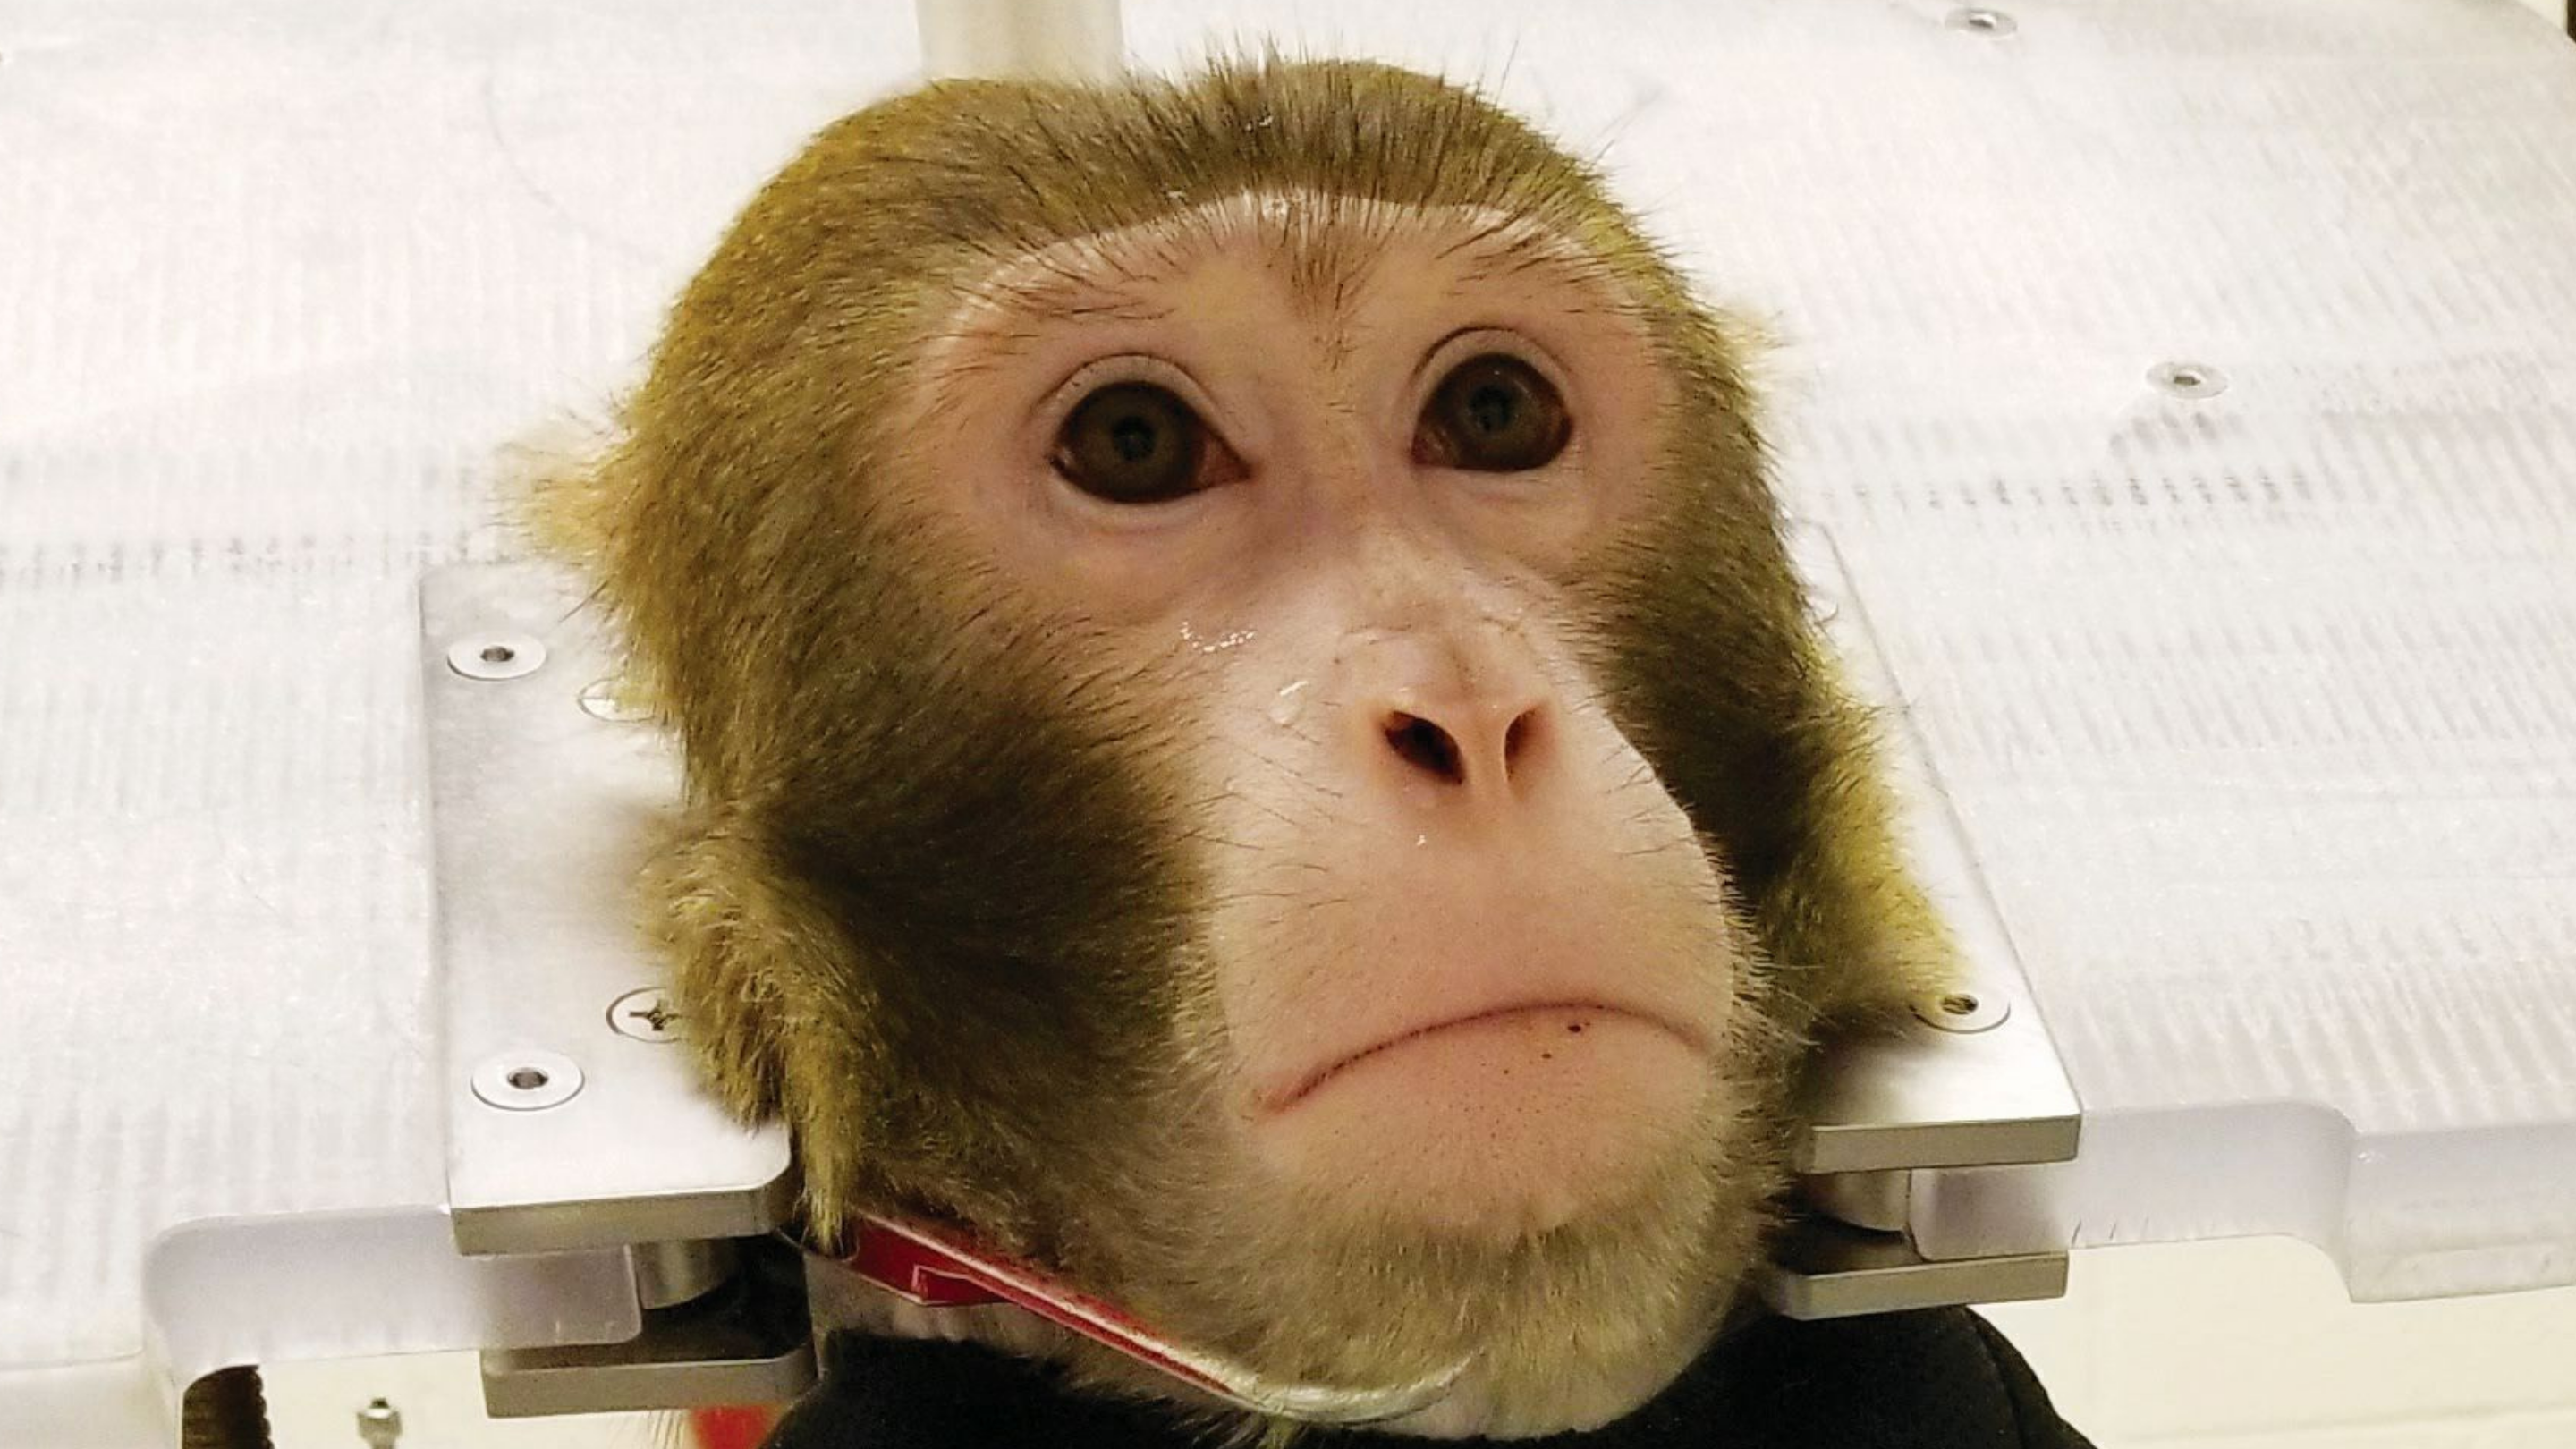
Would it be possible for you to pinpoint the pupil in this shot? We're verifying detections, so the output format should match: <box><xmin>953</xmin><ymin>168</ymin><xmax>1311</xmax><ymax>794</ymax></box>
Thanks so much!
<box><xmin>1467</xmin><ymin>386</ymin><xmax>1516</xmax><ymax>436</ymax></box>
<box><xmin>1111</xmin><ymin>415</ymin><xmax>1158</xmax><ymax>463</ymax></box>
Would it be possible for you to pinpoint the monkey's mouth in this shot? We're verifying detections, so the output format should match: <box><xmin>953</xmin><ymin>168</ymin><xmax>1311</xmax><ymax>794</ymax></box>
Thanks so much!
<box><xmin>1256</xmin><ymin>1000</ymin><xmax>1710</xmax><ymax>1116</ymax></box>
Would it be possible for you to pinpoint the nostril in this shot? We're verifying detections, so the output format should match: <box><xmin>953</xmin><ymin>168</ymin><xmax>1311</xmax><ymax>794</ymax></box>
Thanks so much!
<box><xmin>1503</xmin><ymin>708</ymin><xmax>1540</xmax><ymax>772</ymax></box>
<box><xmin>1384</xmin><ymin>712</ymin><xmax>1465</xmax><ymax>784</ymax></box>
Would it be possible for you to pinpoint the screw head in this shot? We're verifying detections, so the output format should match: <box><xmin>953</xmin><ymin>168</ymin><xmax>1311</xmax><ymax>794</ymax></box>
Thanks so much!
<box><xmin>578</xmin><ymin>676</ymin><xmax>653</xmax><ymax>723</ymax></box>
<box><xmin>446</xmin><ymin>634</ymin><xmax>547</xmax><ymax>682</ymax></box>
<box><xmin>1914</xmin><ymin>990</ymin><xmax>2011</xmax><ymax>1033</ymax></box>
<box><xmin>2149</xmin><ymin>360</ymin><xmax>2229</xmax><ymax>400</ymax></box>
<box><xmin>470</xmin><ymin>1050</ymin><xmax>583</xmax><ymax>1110</ymax></box>
<box><xmin>607</xmin><ymin>987</ymin><xmax>685</xmax><ymax>1043</ymax></box>
<box><xmin>1947</xmin><ymin>6</ymin><xmax>2017</xmax><ymax>35</ymax></box>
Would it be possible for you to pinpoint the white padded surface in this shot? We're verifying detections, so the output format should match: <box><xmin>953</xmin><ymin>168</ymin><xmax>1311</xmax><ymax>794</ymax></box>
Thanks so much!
<box><xmin>3</xmin><ymin>0</ymin><xmax>2572</xmax><ymax>1426</ymax></box>
<box><xmin>0</xmin><ymin>0</ymin><xmax>928</xmax><ymax>1389</ymax></box>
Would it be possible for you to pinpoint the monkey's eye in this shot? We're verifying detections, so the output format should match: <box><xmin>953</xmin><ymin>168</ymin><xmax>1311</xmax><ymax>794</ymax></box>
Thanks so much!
<box><xmin>1053</xmin><ymin>382</ymin><xmax>1235</xmax><ymax>505</ymax></box>
<box><xmin>1413</xmin><ymin>354</ymin><xmax>1572</xmax><ymax>473</ymax></box>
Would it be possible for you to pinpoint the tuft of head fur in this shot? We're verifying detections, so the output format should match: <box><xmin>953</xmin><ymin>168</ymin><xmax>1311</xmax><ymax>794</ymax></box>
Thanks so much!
<box><xmin>521</xmin><ymin>55</ymin><xmax>1954</xmax><ymax>1438</ymax></box>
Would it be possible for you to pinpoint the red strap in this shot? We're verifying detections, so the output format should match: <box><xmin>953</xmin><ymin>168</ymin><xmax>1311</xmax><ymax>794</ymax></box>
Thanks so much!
<box><xmin>688</xmin><ymin>1405</ymin><xmax>778</xmax><ymax>1449</ymax></box>
<box><xmin>833</xmin><ymin>1213</ymin><xmax>1464</xmax><ymax>1425</ymax></box>
<box><xmin>843</xmin><ymin>1215</ymin><xmax>1016</xmax><ymax>1308</ymax></box>
<box><xmin>839</xmin><ymin>1215</ymin><xmax>1236</xmax><ymax>1399</ymax></box>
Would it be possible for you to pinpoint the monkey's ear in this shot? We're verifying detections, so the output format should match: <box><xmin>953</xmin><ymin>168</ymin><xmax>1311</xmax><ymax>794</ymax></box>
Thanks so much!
<box><xmin>637</xmin><ymin>814</ymin><xmax>800</xmax><ymax>1126</ymax></box>
<box><xmin>640</xmin><ymin>811</ymin><xmax>901</xmax><ymax>1239</ymax></box>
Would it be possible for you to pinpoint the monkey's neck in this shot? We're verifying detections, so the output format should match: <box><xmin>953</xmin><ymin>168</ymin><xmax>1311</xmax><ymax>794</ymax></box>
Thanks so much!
<box><xmin>806</xmin><ymin>1260</ymin><xmax>1252</xmax><ymax>1420</ymax></box>
<box><xmin>807</xmin><ymin>1244</ymin><xmax>1563</xmax><ymax>1438</ymax></box>
<box><xmin>808</xmin><ymin>1261</ymin><xmax>1767</xmax><ymax>1440</ymax></box>
<box><xmin>807</xmin><ymin>1262</ymin><xmax>1090</xmax><ymax>1372</ymax></box>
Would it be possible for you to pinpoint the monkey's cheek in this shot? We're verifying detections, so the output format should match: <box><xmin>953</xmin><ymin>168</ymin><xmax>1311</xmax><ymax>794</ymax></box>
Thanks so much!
<box><xmin>1244</xmin><ymin>1009</ymin><xmax>1714</xmax><ymax>1241</ymax></box>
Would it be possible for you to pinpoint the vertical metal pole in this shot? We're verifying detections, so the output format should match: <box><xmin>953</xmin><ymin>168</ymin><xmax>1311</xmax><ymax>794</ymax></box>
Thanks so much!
<box><xmin>915</xmin><ymin>0</ymin><xmax>1123</xmax><ymax>81</ymax></box>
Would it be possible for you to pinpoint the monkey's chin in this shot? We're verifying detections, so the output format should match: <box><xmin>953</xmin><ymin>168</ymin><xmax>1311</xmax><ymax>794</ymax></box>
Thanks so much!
<box><xmin>1247</xmin><ymin>1005</ymin><xmax>1715</xmax><ymax>1240</ymax></box>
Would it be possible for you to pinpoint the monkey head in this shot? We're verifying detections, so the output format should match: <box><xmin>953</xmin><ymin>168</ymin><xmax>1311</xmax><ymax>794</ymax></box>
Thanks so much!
<box><xmin>528</xmin><ymin>58</ymin><xmax>1953</xmax><ymax>1438</ymax></box>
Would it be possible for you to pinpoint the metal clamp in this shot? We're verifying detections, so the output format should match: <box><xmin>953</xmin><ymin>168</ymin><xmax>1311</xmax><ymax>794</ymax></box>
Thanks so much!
<box><xmin>424</xmin><ymin>566</ymin><xmax>806</xmax><ymax>1417</ymax></box>
<box><xmin>1757</xmin><ymin>528</ymin><xmax>2083</xmax><ymax>1320</ymax></box>
<box><xmin>479</xmin><ymin>1236</ymin><xmax>815</xmax><ymax>1418</ymax></box>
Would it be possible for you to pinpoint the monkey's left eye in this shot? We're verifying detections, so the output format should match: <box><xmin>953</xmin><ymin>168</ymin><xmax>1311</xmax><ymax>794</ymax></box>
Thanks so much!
<box><xmin>1053</xmin><ymin>382</ymin><xmax>1239</xmax><ymax>505</ymax></box>
<box><xmin>1413</xmin><ymin>354</ymin><xmax>1572</xmax><ymax>473</ymax></box>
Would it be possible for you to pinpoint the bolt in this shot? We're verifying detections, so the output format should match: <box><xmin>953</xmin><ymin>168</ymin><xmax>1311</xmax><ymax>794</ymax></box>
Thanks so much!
<box><xmin>1913</xmin><ymin>989</ymin><xmax>2010</xmax><ymax>1034</ymax></box>
<box><xmin>357</xmin><ymin>1396</ymin><xmax>402</xmax><ymax>1446</ymax></box>
<box><xmin>2149</xmin><ymin>360</ymin><xmax>2229</xmax><ymax>399</ymax></box>
<box><xmin>578</xmin><ymin>677</ymin><xmax>653</xmax><ymax>723</ymax></box>
<box><xmin>608</xmin><ymin>987</ymin><xmax>685</xmax><ymax>1043</ymax></box>
<box><xmin>470</xmin><ymin>1050</ymin><xmax>583</xmax><ymax>1110</ymax></box>
<box><xmin>446</xmin><ymin>633</ymin><xmax>547</xmax><ymax>682</ymax></box>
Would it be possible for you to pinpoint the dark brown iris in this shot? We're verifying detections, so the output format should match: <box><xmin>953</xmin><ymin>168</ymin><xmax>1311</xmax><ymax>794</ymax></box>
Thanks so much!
<box><xmin>1414</xmin><ymin>354</ymin><xmax>1572</xmax><ymax>472</ymax></box>
<box><xmin>1055</xmin><ymin>383</ymin><xmax>1215</xmax><ymax>504</ymax></box>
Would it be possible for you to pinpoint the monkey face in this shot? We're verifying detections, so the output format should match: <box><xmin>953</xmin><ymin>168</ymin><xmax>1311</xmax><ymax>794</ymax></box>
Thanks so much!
<box><xmin>540</xmin><ymin>60</ymin><xmax>1950</xmax><ymax>1439</ymax></box>
<box><xmin>829</xmin><ymin>199</ymin><xmax>1783</xmax><ymax>1432</ymax></box>
<box><xmin>906</xmin><ymin>199</ymin><xmax>1756</xmax><ymax>1248</ymax></box>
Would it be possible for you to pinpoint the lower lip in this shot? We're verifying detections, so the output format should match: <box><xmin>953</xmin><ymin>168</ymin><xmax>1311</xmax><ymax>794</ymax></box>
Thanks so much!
<box><xmin>1241</xmin><ymin>1004</ymin><xmax>1717</xmax><ymax>1233</ymax></box>
<box><xmin>1258</xmin><ymin>1001</ymin><xmax>1700</xmax><ymax>1115</ymax></box>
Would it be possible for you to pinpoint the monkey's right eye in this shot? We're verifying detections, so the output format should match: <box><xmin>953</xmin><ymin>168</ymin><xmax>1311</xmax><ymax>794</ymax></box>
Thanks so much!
<box><xmin>1414</xmin><ymin>353</ymin><xmax>1572</xmax><ymax>474</ymax></box>
<box><xmin>1053</xmin><ymin>383</ymin><xmax>1237</xmax><ymax>505</ymax></box>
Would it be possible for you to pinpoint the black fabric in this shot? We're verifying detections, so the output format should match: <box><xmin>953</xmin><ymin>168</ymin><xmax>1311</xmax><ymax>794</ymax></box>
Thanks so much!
<box><xmin>764</xmin><ymin>1309</ymin><xmax>2095</xmax><ymax>1448</ymax></box>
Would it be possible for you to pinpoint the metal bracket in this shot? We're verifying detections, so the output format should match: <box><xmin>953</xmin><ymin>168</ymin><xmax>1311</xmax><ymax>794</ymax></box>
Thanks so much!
<box><xmin>480</xmin><ymin>1236</ymin><xmax>816</xmax><ymax>1418</ymax></box>
<box><xmin>1758</xmin><ymin>1217</ymin><xmax>2070</xmax><ymax>1320</ymax></box>
<box><xmin>423</xmin><ymin>565</ymin><xmax>803</xmax><ymax>1418</ymax></box>
<box><xmin>424</xmin><ymin>565</ymin><xmax>795</xmax><ymax>1258</ymax></box>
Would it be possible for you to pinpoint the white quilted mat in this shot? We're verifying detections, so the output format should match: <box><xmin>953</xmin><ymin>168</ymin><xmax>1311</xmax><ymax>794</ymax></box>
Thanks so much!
<box><xmin>3</xmin><ymin>0</ymin><xmax>2572</xmax><ymax>1435</ymax></box>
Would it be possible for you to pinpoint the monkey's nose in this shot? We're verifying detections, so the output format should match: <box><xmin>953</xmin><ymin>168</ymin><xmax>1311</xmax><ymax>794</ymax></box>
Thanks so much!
<box><xmin>1379</xmin><ymin>702</ymin><xmax>1546</xmax><ymax>792</ymax></box>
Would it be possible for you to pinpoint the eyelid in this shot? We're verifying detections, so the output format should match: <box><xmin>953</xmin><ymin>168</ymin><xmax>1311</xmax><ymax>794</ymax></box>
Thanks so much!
<box><xmin>1037</xmin><ymin>354</ymin><xmax>1233</xmax><ymax>449</ymax></box>
<box><xmin>1408</xmin><ymin>327</ymin><xmax>1578</xmax><ymax>420</ymax></box>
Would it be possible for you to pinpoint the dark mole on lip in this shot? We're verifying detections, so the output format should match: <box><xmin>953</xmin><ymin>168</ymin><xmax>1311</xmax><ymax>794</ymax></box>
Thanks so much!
<box><xmin>1567</xmin><ymin>1022</ymin><xmax>1584</xmax><ymax>1033</ymax></box>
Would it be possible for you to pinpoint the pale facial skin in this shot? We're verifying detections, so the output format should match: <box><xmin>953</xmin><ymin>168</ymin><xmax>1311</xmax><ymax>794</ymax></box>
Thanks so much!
<box><xmin>861</xmin><ymin>193</ymin><xmax>1767</xmax><ymax>1436</ymax></box>
<box><xmin>915</xmin><ymin>193</ymin><xmax>1745</xmax><ymax>1243</ymax></box>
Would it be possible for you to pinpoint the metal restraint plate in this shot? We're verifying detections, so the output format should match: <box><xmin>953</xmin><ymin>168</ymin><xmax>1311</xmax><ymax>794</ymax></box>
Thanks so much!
<box><xmin>423</xmin><ymin>565</ymin><xmax>810</xmax><ymax>1414</ymax></box>
<box><xmin>425</xmin><ymin>564</ymin><xmax>796</xmax><ymax>1254</ymax></box>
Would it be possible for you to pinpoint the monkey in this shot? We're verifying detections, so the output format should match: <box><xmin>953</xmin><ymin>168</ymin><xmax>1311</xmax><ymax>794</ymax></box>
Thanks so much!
<box><xmin>522</xmin><ymin>55</ymin><xmax>1977</xmax><ymax>1444</ymax></box>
